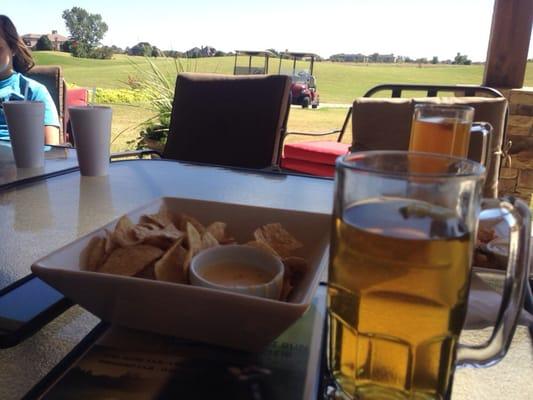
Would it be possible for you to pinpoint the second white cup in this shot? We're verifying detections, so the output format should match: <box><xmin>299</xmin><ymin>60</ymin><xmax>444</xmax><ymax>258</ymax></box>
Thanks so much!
<box><xmin>69</xmin><ymin>106</ymin><xmax>112</xmax><ymax>176</ymax></box>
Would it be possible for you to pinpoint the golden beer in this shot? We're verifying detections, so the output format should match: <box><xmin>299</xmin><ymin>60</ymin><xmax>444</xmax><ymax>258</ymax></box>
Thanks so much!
<box><xmin>409</xmin><ymin>117</ymin><xmax>471</xmax><ymax>158</ymax></box>
<box><xmin>328</xmin><ymin>198</ymin><xmax>472</xmax><ymax>399</ymax></box>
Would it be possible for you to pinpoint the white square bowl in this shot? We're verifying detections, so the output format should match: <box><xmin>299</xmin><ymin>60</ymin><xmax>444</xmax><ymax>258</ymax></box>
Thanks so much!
<box><xmin>32</xmin><ymin>197</ymin><xmax>331</xmax><ymax>351</ymax></box>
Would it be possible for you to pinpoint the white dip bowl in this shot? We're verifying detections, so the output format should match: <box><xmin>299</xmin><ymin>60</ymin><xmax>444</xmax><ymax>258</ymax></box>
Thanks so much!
<box><xmin>190</xmin><ymin>245</ymin><xmax>284</xmax><ymax>300</ymax></box>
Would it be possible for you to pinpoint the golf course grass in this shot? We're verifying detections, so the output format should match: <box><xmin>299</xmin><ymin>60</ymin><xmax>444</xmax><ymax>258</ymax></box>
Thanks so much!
<box><xmin>32</xmin><ymin>51</ymin><xmax>533</xmax><ymax>152</ymax></box>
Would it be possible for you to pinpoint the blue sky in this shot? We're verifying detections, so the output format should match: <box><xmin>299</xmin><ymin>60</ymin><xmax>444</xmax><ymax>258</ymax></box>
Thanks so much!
<box><xmin>5</xmin><ymin>0</ymin><xmax>532</xmax><ymax>61</ymax></box>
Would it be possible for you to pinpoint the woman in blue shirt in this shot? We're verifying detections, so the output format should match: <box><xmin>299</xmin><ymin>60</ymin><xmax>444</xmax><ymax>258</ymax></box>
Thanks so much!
<box><xmin>0</xmin><ymin>15</ymin><xmax>60</xmax><ymax>144</ymax></box>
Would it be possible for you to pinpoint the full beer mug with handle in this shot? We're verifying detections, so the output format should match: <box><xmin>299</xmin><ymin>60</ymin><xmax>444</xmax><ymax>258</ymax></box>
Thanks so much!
<box><xmin>327</xmin><ymin>151</ymin><xmax>530</xmax><ymax>400</ymax></box>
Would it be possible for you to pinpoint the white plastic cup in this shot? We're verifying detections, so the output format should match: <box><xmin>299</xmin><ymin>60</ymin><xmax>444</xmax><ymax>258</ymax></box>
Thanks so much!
<box><xmin>69</xmin><ymin>106</ymin><xmax>112</xmax><ymax>176</ymax></box>
<box><xmin>3</xmin><ymin>101</ymin><xmax>45</xmax><ymax>168</ymax></box>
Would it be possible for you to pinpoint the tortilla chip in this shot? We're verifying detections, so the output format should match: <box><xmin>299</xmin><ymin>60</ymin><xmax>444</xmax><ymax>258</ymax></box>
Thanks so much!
<box><xmin>201</xmin><ymin>231</ymin><xmax>219</xmax><ymax>250</ymax></box>
<box><xmin>109</xmin><ymin>216</ymin><xmax>141</xmax><ymax>247</ymax></box>
<box><xmin>245</xmin><ymin>240</ymin><xmax>279</xmax><ymax>258</ymax></box>
<box><xmin>135</xmin><ymin>264</ymin><xmax>156</xmax><ymax>280</ymax></box>
<box><xmin>80</xmin><ymin>236</ymin><xmax>106</xmax><ymax>271</ymax></box>
<box><xmin>133</xmin><ymin>223</ymin><xmax>184</xmax><ymax>244</ymax></box>
<box><xmin>179</xmin><ymin>214</ymin><xmax>206</xmax><ymax>235</ymax></box>
<box><xmin>154</xmin><ymin>241</ymin><xmax>188</xmax><ymax>283</ymax></box>
<box><xmin>254</xmin><ymin>223</ymin><xmax>302</xmax><ymax>257</ymax></box>
<box><xmin>104</xmin><ymin>229</ymin><xmax>117</xmax><ymax>253</ymax></box>
<box><xmin>183</xmin><ymin>222</ymin><xmax>203</xmax><ymax>276</ymax></box>
<box><xmin>139</xmin><ymin>206</ymin><xmax>176</xmax><ymax>228</ymax></box>
<box><xmin>99</xmin><ymin>245</ymin><xmax>163</xmax><ymax>276</ymax></box>
<box><xmin>283</xmin><ymin>256</ymin><xmax>308</xmax><ymax>280</ymax></box>
<box><xmin>280</xmin><ymin>257</ymin><xmax>308</xmax><ymax>301</ymax></box>
<box><xmin>207</xmin><ymin>222</ymin><xmax>236</xmax><ymax>244</ymax></box>
<box><xmin>280</xmin><ymin>278</ymin><xmax>294</xmax><ymax>301</ymax></box>
<box><xmin>185</xmin><ymin>222</ymin><xmax>202</xmax><ymax>250</ymax></box>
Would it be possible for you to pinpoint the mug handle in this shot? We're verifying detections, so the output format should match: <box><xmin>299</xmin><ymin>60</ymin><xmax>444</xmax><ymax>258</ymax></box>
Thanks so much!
<box><xmin>456</xmin><ymin>196</ymin><xmax>531</xmax><ymax>367</ymax></box>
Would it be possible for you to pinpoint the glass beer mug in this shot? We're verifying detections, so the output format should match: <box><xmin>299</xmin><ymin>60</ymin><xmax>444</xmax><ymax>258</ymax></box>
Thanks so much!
<box><xmin>327</xmin><ymin>151</ymin><xmax>531</xmax><ymax>400</ymax></box>
<box><xmin>409</xmin><ymin>104</ymin><xmax>474</xmax><ymax>158</ymax></box>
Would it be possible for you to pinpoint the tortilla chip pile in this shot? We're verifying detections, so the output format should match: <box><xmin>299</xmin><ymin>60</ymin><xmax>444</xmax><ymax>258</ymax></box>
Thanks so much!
<box><xmin>80</xmin><ymin>206</ymin><xmax>307</xmax><ymax>301</ymax></box>
<box><xmin>474</xmin><ymin>225</ymin><xmax>502</xmax><ymax>269</ymax></box>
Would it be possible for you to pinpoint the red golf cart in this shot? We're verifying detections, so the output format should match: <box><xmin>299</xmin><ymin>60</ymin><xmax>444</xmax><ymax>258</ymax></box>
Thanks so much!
<box><xmin>278</xmin><ymin>52</ymin><xmax>319</xmax><ymax>108</ymax></box>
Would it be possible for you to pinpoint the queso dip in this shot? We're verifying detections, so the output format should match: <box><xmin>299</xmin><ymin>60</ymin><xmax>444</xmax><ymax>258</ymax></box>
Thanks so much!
<box><xmin>201</xmin><ymin>262</ymin><xmax>274</xmax><ymax>287</ymax></box>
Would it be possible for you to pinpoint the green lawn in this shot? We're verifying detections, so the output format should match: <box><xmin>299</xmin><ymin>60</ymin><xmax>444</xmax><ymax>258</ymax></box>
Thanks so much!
<box><xmin>32</xmin><ymin>51</ymin><xmax>533</xmax><ymax>152</ymax></box>
<box><xmin>34</xmin><ymin>51</ymin><xmax>533</xmax><ymax>104</ymax></box>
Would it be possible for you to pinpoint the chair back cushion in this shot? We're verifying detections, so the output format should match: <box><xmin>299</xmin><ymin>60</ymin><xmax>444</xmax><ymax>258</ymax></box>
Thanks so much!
<box><xmin>351</xmin><ymin>98</ymin><xmax>413</xmax><ymax>151</ymax></box>
<box><xmin>164</xmin><ymin>73</ymin><xmax>291</xmax><ymax>169</ymax></box>
<box><xmin>26</xmin><ymin>66</ymin><xmax>64</xmax><ymax>138</ymax></box>
<box><xmin>351</xmin><ymin>96</ymin><xmax>508</xmax><ymax>197</ymax></box>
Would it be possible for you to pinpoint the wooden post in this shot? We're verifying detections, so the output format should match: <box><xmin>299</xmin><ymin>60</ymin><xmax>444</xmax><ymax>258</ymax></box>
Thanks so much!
<box><xmin>483</xmin><ymin>0</ymin><xmax>533</xmax><ymax>88</ymax></box>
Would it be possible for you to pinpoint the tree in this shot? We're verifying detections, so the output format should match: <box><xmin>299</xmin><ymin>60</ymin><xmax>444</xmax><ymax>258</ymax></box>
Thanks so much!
<box><xmin>163</xmin><ymin>50</ymin><xmax>183</xmax><ymax>58</ymax></box>
<box><xmin>151</xmin><ymin>46</ymin><xmax>162</xmax><ymax>57</ymax></box>
<box><xmin>91</xmin><ymin>46</ymin><xmax>114</xmax><ymax>59</ymax></box>
<box><xmin>62</xmin><ymin>7</ymin><xmax>108</xmax><ymax>58</ymax></box>
<box><xmin>453</xmin><ymin>52</ymin><xmax>471</xmax><ymax>65</ymax></box>
<box><xmin>110</xmin><ymin>45</ymin><xmax>124</xmax><ymax>54</ymax></box>
<box><xmin>431</xmin><ymin>56</ymin><xmax>439</xmax><ymax>64</ymax></box>
<box><xmin>36</xmin><ymin>35</ymin><xmax>53</xmax><ymax>51</ymax></box>
<box><xmin>128</xmin><ymin>42</ymin><xmax>153</xmax><ymax>57</ymax></box>
<box><xmin>61</xmin><ymin>39</ymin><xmax>75</xmax><ymax>53</ymax></box>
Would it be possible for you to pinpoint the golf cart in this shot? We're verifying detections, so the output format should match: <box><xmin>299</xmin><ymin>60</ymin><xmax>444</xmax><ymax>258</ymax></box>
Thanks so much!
<box><xmin>233</xmin><ymin>50</ymin><xmax>274</xmax><ymax>75</ymax></box>
<box><xmin>278</xmin><ymin>52</ymin><xmax>319</xmax><ymax>108</ymax></box>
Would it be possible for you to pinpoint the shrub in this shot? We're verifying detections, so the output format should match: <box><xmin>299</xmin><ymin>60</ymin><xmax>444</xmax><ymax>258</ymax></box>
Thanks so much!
<box><xmin>71</xmin><ymin>42</ymin><xmax>91</xmax><ymax>58</ymax></box>
<box><xmin>116</xmin><ymin>57</ymin><xmax>190</xmax><ymax>150</ymax></box>
<box><xmin>61</xmin><ymin>39</ymin><xmax>75</xmax><ymax>53</ymax></box>
<box><xmin>91</xmin><ymin>46</ymin><xmax>114</xmax><ymax>60</ymax></box>
<box><xmin>36</xmin><ymin>35</ymin><xmax>53</xmax><ymax>51</ymax></box>
<box><xmin>93</xmin><ymin>88</ymin><xmax>148</xmax><ymax>104</ymax></box>
<box><xmin>128</xmin><ymin>42</ymin><xmax>153</xmax><ymax>57</ymax></box>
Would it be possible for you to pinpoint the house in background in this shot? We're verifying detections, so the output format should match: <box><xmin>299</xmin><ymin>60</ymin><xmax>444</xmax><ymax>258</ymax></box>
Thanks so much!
<box><xmin>22</xmin><ymin>30</ymin><xmax>68</xmax><ymax>51</ymax></box>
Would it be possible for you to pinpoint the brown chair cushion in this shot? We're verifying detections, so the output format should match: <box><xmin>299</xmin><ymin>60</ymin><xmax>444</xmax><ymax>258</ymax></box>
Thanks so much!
<box><xmin>351</xmin><ymin>98</ymin><xmax>413</xmax><ymax>151</ymax></box>
<box><xmin>25</xmin><ymin>65</ymin><xmax>64</xmax><ymax>140</ymax></box>
<box><xmin>164</xmin><ymin>73</ymin><xmax>291</xmax><ymax>169</ymax></box>
<box><xmin>350</xmin><ymin>96</ymin><xmax>508</xmax><ymax>197</ymax></box>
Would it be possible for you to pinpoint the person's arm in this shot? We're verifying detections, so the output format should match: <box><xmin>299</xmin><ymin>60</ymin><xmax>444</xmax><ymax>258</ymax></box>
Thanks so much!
<box><xmin>45</xmin><ymin>125</ymin><xmax>60</xmax><ymax>145</ymax></box>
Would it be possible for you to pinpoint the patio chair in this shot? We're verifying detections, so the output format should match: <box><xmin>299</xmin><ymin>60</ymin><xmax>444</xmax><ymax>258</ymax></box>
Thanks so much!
<box><xmin>280</xmin><ymin>111</ymin><xmax>351</xmax><ymax>177</ymax></box>
<box><xmin>113</xmin><ymin>73</ymin><xmax>291</xmax><ymax>169</ymax></box>
<box><xmin>353</xmin><ymin>85</ymin><xmax>508</xmax><ymax>197</ymax></box>
<box><xmin>25</xmin><ymin>66</ymin><xmax>89</xmax><ymax>146</ymax></box>
<box><xmin>64</xmin><ymin>87</ymin><xmax>89</xmax><ymax>145</ymax></box>
<box><xmin>25</xmin><ymin>65</ymin><xmax>66</xmax><ymax>143</ymax></box>
<box><xmin>280</xmin><ymin>84</ymin><xmax>509</xmax><ymax>197</ymax></box>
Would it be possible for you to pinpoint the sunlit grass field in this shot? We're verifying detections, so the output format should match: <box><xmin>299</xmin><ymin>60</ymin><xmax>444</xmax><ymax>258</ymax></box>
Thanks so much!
<box><xmin>34</xmin><ymin>51</ymin><xmax>533</xmax><ymax>103</ymax></box>
<box><xmin>33</xmin><ymin>51</ymin><xmax>533</xmax><ymax>151</ymax></box>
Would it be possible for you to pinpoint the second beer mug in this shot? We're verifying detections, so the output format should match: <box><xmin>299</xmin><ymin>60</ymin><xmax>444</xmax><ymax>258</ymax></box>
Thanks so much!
<box><xmin>328</xmin><ymin>151</ymin><xmax>530</xmax><ymax>400</ymax></box>
<box><xmin>409</xmin><ymin>103</ymin><xmax>474</xmax><ymax>158</ymax></box>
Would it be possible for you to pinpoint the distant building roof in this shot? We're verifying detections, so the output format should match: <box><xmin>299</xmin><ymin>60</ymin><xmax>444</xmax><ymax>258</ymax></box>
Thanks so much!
<box><xmin>48</xmin><ymin>33</ymin><xmax>68</xmax><ymax>42</ymax></box>
<box><xmin>22</xmin><ymin>33</ymin><xmax>42</xmax><ymax>40</ymax></box>
<box><xmin>22</xmin><ymin>32</ymin><xmax>68</xmax><ymax>42</ymax></box>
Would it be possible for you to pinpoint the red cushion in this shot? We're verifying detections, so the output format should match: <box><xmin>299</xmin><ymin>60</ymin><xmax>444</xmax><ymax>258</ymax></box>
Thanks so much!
<box><xmin>280</xmin><ymin>157</ymin><xmax>335</xmax><ymax>177</ymax></box>
<box><xmin>283</xmin><ymin>141</ymin><xmax>350</xmax><ymax>165</ymax></box>
<box><xmin>66</xmin><ymin>88</ymin><xmax>89</xmax><ymax>107</ymax></box>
